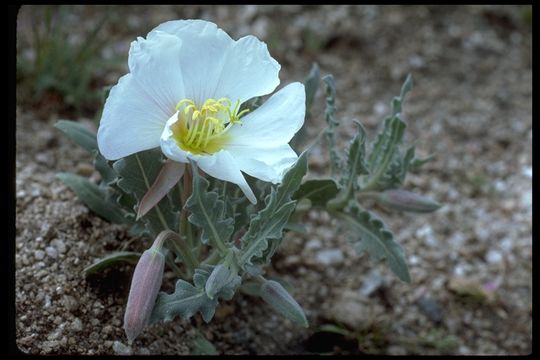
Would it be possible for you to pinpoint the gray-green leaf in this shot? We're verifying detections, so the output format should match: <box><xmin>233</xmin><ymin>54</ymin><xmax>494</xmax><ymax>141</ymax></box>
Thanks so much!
<box><xmin>186</xmin><ymin>161</ymin><xmax>234</xmax><ymax>251</ymax></box>
<box><xmin>293</xmin><ymin>178</ymin><xmax>340</xmax><ymax>207</ymax></box>
<box><xmin>54</xmin><ymin>120</ymin><xmax>97</xmax><ymax>154</ymax></box>
<box><xmin>341</xmin><ymin>203</ymin><xmax>411</xmax><ymax>283</ymax></box>
<box><xmin>83</xmin><ymin>251</ymin><xmax>141</xmax><ymax>275</ymax></box>
<box><xmin>239</xmin><ymin>152</ymin><xmax>308</xmax><ymax>268</ymax></box>
<box><xmin>322</xmin><ymin>75</ymin><xmax>342</xmax><ymax>176</ymax></box>
<box><xmin>57</xmin><ymin>172</ymin><xmax>127</xmax><ymax>224</ymax></box>
<box><xmin>113</xmin><ymin>150</ymin><xmax>178</xmax><ymax>237</ymax></box>
<box><xmin>150</xmin><ymin>265</ymin><xmax>238</xmax><ymax>324</ymax></box>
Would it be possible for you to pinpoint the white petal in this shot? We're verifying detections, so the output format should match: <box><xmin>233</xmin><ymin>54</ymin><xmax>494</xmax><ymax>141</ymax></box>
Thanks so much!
<box><xmin>98</xmin><ymin>74</ymin><xmax>169</xmax><ymax>160</ymax></box>
<box><xmin>215</xmin><ymin>35</ymin><xmax>280</xmax><ymax>104</ymax></box>
<box><xmin>226</xmin><ymin>144</ymin><xmax>298</xmax><ymax>184</ymax></box>
<box><xmin>160</xmin><ymin>112</ymin><xmax>190</xmax><ymax>164</ymax></box>
<box><xmin>150</xmin><ymin>20</ymin><xmax>234</xmax><ymax>106</ymax></box>
<box><xmin>98</xmin><ymin>32</ymin><xmax>185</xmax><ymax>161</ymax></box>
<box><xmin>128</xmin><ymin>31</ymin><xmax>185</xmax><ymax>117</ymax></box>
<box><xmin>197</xmin><ymin>151</ymin><xmax>257</xmax><ymax>204</ymax></box>
<box><xmin>227</xmin><ymin>82</ymin><xmax>306</xmax><ymax>148</ymax></box>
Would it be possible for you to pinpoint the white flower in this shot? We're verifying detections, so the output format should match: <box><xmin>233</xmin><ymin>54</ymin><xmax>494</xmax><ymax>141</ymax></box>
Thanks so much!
<box><xmin>97</xmin><ymin>19</ymin><xmax>305</xmax><ymax>204</ymax></box>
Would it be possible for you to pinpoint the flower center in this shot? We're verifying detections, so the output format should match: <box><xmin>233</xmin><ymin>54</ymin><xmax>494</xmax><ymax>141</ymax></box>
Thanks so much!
<box><xmin>171</xmin><ymin>97</ymin><xmax>248</xmax><ymax>155</ymax></box>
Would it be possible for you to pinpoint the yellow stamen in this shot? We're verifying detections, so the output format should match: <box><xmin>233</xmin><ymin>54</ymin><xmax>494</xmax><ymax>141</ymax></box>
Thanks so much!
<box><xmin>172</xmin><ymin>97</ymin><xmax>250</xmax><ymax>155</ymax></box>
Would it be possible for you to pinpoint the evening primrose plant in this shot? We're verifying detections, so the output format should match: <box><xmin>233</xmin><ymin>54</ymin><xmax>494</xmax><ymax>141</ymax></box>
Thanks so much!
<box><xmin>55</xmin><ymin>19</ymin><xmax>441</xmax><ymax>346</ymax></box>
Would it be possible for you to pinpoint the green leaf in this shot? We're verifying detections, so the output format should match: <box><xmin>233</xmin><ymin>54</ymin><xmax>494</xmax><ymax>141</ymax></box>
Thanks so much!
<box><xmin>305</xmin><ymin>62</ymin><xmax>320</xmax><ymax>118</ymax></box>
<box><xmin>363</xmin><ymin>115</ymin><xmax>407</xmax><ymax>191</ymax></box>
<box><xmin>186</xmin><ymin>161</ymin><xmax>234</xmax><ymax>252</ymax></box>
<box><xmin>322</xmin><ymin>75</ymin><xmax>342</xmax><ymax>176</ymax></box>
<box><xmin>341</xmin><ymin>122</ymin><xmax>369</xmax><ymax>189</ymax></box>
<box><xmin>93</xmin><ymin>152</ymin><xmax>117</xmax><ymax>185</ymax></box>
<box><xmin>391</xmin><ymin>74</ymin><xmax>413</xmax><ymax>116</ymax></box>
<box><xmin>283</xmin><ymin>222</ymin><xmax>307</xmax><ymax>234</ymax></box>
<box><xmin>54</xmin><ymin>120</ymin><xmax>118</xmax><ymax>184</ymax></box>
<box><xmin>150</xmin><ymin>265</ymin><xmax>238</xmax><ymax>324</ymax></box>
<box><xmin>238</xmin><ymin>152</ymin><xmax>308</xmax><ymax>268</ymax></box>
<box><xmin>113</xmin><ymin>150</ymin><xmax>178</xmax><ymax>237</ymax></box>
<box><xmin>57</xmin><ymin>172</ymin><xmax>128</xmax><ymax>224</ymax></box>
<box><xmin>293</xmin><ymin>178</ymin><xmax>340</xmax><ymax>207</ymax></box>
<box><xmin>83</xmin><ymin>251</ymin><xmax>141</xmax><ymax>275</ymax></box>
<box><xmin>54</xmin><ymin>120</ymin><xmax>97</xmax><ymax>153</ymax></box>
<box><xmin>341</xmin><ymin>203</ymin><xmax>410</xmax><ymax>283</ymax></box>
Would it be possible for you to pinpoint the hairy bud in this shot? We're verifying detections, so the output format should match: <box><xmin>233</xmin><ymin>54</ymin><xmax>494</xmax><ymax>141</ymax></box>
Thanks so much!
<box><xmin>377</xmin><ymin>189</ymin><xmax>442</xmax><ymax>213</ymax></box>
<box><xmin>260</xmin><ymin>280</ymin><xmax>308</xmax><ymax>327</ymax></box>
<box><xmin>123</xmin><ymin>238</ymin><xmax>166</xmax><ymax>344</ymax></box>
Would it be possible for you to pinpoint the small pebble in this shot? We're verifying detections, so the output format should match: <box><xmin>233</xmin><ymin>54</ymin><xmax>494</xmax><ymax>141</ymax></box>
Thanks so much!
<box><xmin>45</xmin><ymin>246</ymin><xmax>58</xmax><ymax>258</ymax></box>
<box><xmin>113</xmin><ymin>341</ymin><xmax>133</xmax><ymax>355</ymax></box>
<box><xmin>316</xmin><ymin>249</ymin><xmax>344</xmax><ymax>265</ymax></box>
<box><xmin>34</xmin><ymin>250</ymin><xmax>45</xmax><ymax>261</ymax></box>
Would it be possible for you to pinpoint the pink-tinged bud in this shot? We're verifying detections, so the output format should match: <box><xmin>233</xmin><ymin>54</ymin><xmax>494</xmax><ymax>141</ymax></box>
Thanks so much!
<box><xmin>377</xmin><ymin>189</ymin><xmax>442</xmax><ymax>213</ymax></box>
<box><xmin>123</xmin><ymin>240</ymin><xmax>165</xmax><ymax>344</ymax></box>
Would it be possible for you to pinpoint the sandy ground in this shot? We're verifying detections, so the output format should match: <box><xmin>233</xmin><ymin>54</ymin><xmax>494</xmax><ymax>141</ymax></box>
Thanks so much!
<box><xmin>15</xmin><ymin>5</ymin><xmax>531</xmax><ymax>354</ymax></box>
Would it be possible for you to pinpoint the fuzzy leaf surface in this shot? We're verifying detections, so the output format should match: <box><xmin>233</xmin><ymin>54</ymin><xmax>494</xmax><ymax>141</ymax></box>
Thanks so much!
<box><xmin>322</xmin><ymin>75</ymin><xmax>342</xmax><ymax>176</ymax></box>
<box><xmin>150</xmin><ymin>265</ymin><xmax>239</xmax><ymax>324</ymax></box>
<box><xmin>57</xmin><ymin>172</ymin><xmax>127</xmax><ymax>224</ymax></box>
<box><xmin>239</xmin><ymin>152</ymin><xmax>308</xmax><ymax>268</ymax></box>
<box><xmin>113</xmin><ymin>150</ymin><xmax>178</xmax><ymax>237</ymax></box>
<box><xmin>293</xmin><ymin>178</ymin><xmax>339</xmax><ymax>207</ymax></box>
<box><xmin>186</xmin><ymin>161</ymin><xmax>234</xmax><ymax>249</ymax></box>
<box><xmin>342</xmin><ymin>202</ymin><xmax>411</xmax><ymax>283</ymax></box>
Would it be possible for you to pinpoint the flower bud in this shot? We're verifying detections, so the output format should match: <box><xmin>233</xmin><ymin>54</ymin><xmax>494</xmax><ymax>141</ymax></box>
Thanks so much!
<box><xmin>260</xmin><ymin>280</ymin><xmax>308</xmax><ymax>327</ymax></box>
<box><xmin>377</xmin><ymin>189</ymin><xmax>442</xmax><ymax>213</ymax></box>
<box><xmin>123</xmin><ymin>240</ymin><xmax>165</xmax><ymax>344</ymax></box>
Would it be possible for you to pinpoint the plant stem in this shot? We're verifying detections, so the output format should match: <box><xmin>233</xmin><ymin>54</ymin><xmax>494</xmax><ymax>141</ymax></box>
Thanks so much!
<box><xmin>201</xmin><ymin>249</ymin><xmax>220</xmax><ymax>265</ymax></box>
<box><xmin>356</xmin><ymin>191</ymin><xmax>380</xmax><ymax>201</ymax></box>
<box><xmin>156</xmin><ymin>230</ymin><xmax>197</xmax><ymax>278</ymax></box>
<box><xmin>180</xmin><ymin>166</ymin><xmax>194</xmax><ymax>250</ymax></box>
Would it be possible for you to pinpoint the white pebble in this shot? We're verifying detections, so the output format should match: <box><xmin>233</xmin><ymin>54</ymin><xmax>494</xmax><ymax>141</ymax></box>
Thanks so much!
<box><xmin>52</xmin><ymin>239</ymin><xmax>67</xmax><ymax>253</ymax></box>
<box><xmin>485</xmin><ymin>249</ymin><xmax>503</xmax><ymax>264</ymax></box>
<box><xmin>305</xmin><ymin>239</ymin><xmax>323</xmax><ymax>250</ymax></box>
<box><xmin>71</xmin><ymin>318</ymin><xmax>83</xmax><ymax>332</ymax></box>
<box><xmin>316</xmin><ymin>249</ymin><xmax>344</xmax><ymax>265</ymax></box>
<box><xmin>113</xmin><ymin>341</ymin><xmax>133</xmax><ymax>355</ymax></box>
<box><xmin>34</xmin><ymin>250</ymin><xmax>45</xmax><ymax>260</ymax></box>
<box><xmin>46</xmin><ymin>246</ymin><xmax>58</xmax><ymax>258</ymax></box>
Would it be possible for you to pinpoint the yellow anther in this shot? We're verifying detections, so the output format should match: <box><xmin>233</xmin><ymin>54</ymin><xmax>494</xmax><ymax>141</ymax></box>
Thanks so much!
<box><xmin>172</xmin><ymin>96</ymin><xmax>249</xmax><ymax>155</ymax></box>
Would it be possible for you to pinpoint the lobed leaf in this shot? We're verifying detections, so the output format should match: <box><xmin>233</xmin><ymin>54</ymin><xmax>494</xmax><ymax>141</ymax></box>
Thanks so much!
<box><xmin>113</xmin><ymin>150</ymin><xmax>178</xmax><ymax>237</ymax></box>
<box><xmin>341</xmin><ymin>122</ymin><xmax>369</xmax><ymax>190</ymax></box>
<box><xmin>150</xmin><ymin>265</ymin><xmax>239</xmax><ymax>324</ymax></box>
<box><xmin>322</xmin><ymin>75</ymin><xmax>342</xmax><ymax>176</ymax></box>
<box><xmin>185</xmin><ymin>161</ymin><xmax>235</xmax><ymax>250</ymax></box>
<box><xmin>238</xmin><ymin>152</ymin><xmax>308</xmax><ymax>269</ymax></box>
<box><xmin>363</xmin><ymin>115</ymin><xmax>406</xmax><ymax>191</ymax></box>
<box><xmin>341</xmin><ymin>202</ymin><xmax>411</xmax><ymax>283</ymax></box>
